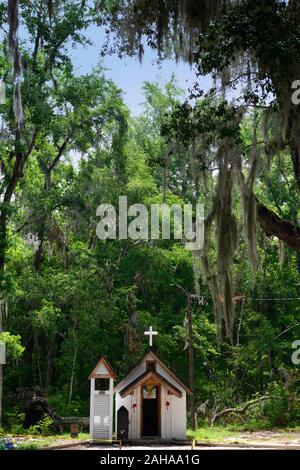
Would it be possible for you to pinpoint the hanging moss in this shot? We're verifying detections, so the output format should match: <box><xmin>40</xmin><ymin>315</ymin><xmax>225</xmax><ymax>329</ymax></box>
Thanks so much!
<box><xmin>214</xmin><ymin>143</ymin><xmax>238</xmax><ymax>342</ymax></box>
<box><xmin>236</xmin><ymin>114</ymin><xmax>260</xmax><ymax>272</ymax></box>
<box><xmin>198</xmin><ymin>208</ymin><xmax>223</xmax><ymax>345</ymax></box>
<box><xmin>8</xmin><ymin>0</ymin><xmax>24</xmax><ymax>131</ymax></box>
<box><xmin>103</xmin><ymin>0</ymin><xmax>225</xmax><ymax>62</ymax></box>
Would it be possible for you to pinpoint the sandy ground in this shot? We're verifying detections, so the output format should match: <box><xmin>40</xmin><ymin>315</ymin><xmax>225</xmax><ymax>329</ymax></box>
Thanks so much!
<box><xmin>219</xmin><ymin>430</ymin><xmax>300</xmax><ymax>446</ymax></box>
<box><xmin>59</xmin><ymin>443</ymin><xmax>291</xmax><ymax>450</ymax></box>
<box><xmin>13</xmin><ymin>430</ymin><xmax>300</xmax><ymax>450</ymax></box>
<box><xmin>57</xmin><ymin>432</ymin><xmax>300</xmax><ymax>450</ymax></box>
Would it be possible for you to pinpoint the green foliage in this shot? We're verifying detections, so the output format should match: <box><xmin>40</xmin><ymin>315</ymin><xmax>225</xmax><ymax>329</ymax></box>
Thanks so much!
<box><xmin>15</xmin><ymin>442</ymin><xmax>39</xmax><ymax>450</ymax></box>
<box><xmin>4</xmin><ymin>410</ymin><xmax>54</xmax><ymax>436</ymax></box>
<box><xmin>262</xmin><ymin>383</ymin><xmax>290</xmax><ymax>427</ymax></box>
<box><xmin>4</xmin><ymin>410</ymin><xmax>26</xmax><ymax>435</ymax></box>
<box><xmin>48</xmin><ymin>394</ymin><xmax>85</xmax><ymax>417</ymax></box>
<box><xmin>242</xmin><ymin>382</ymin><xmax>300</xmax><ymax>429</ymax></box>
<box><xmin>0</xmin><ymin>333</ymin><xmax>24</xmax><ymax>360</ymax></box>
<box><xmin>27</xmin><ymin>417</ymin><xmax>54</xmax><ymax>436</ymax></box>
<box><xmin>1</xmin><ymin>0</ymin><xmax>300</xmax><ymax>435</ymax></box>
<box><xmin>3</xmin><ymin>76</ymin><xmax>300</xmax><ymax>428</ymax></box>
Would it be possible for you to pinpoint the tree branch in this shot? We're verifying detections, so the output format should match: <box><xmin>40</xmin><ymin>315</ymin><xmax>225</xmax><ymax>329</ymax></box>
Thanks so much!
<box><xmin>210</xmin><ymin>395</ymin><xmax>300</xmax><ymax>426</ymax></box>
<box><xmin>256</xmin><ymin>198</ymin><xmax>300</xmax><ymax>252</ymax></box>
<box><xmin>48</xmin><ymin>136</ymin><xmax>72</xmax><ymax>172</ymax></box>
<box><xmin>3</xmin><ymin>129</ymin><xmax>38</xmax><ymax>205</ymax></box>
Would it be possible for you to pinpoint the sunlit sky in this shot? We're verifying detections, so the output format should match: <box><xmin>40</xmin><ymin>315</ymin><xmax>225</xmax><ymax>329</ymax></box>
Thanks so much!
<box><xmin>69</xmin><ymin>26</ymin><xmax>211</xmax><ymax>115</ymax></box>
<box><xmin>12</xmin><ymin>22</ymin><xmax>213</xmax><ymax>116</ymax></box>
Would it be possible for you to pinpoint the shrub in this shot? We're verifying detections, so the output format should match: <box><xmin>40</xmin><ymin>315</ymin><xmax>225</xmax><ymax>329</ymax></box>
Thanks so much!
<box><xmin>27</xmin><ymin>417</ymin><xmax>54</xmax><ymax>436</ymax></box>
<box><xmin>263</xmin><ymin>382</ymin><xmax>289</xmax><ymax>427</ymax></box>
<box><xmin>48</xmin><ymin>394</ymin><xmax>85</xmax><ymax>417</ymax></box>
<box><xmin>4</xmin><ymin>410</ymin><xmax>26</xmax><ymax>435</ymax></box>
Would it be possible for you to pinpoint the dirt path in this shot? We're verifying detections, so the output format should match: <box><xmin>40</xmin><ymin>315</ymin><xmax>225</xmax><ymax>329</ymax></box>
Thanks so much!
<box><xmin>218</xmin><ymin>430</ymin><xmax>300</xmax><ymax>446</ymax></box>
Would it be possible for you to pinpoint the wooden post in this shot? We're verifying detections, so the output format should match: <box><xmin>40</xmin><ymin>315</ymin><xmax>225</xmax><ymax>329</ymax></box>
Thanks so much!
<box><xmin>187</xmin><ymin>293</ymin><xmax>196</xmax><ymax>431</ymax></box>
<box><xmin>170</xmin><ymin>284</ymin><xmax>196</xmax><ymax>431</ymax></box>
<box><xmin>0</xmin><ymin>302</ymin><xmax>4</xmax><ymax>429</ymax></box>
<box><xmin>70</xmin><ymin>423</ymin><xmax>79</xmax><ymax>438</ymax></box>
<box><xmin>0</xmin><ymin>308</ymin><xmax>2</xmax><ymax>429</ymax></box>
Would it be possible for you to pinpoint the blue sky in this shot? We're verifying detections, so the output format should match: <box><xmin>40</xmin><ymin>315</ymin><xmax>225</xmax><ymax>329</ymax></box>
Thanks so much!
<box><xmin>69</xmin><ymin>26</ymin><xmax>211</xmax><ymax>115</ymax></box>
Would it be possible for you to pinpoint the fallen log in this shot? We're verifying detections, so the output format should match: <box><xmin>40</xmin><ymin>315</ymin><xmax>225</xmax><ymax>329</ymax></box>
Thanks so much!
<box><xmin>210</xmin><ymin>395</ymin><xmax>300</xmax><ymax>426</ymax></box>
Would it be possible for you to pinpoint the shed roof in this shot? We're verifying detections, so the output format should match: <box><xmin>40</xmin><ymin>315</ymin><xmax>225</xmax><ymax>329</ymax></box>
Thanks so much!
<box><xmin>119</xmin><ymin>368</ymin><xmax>183</xmax><ymax>398</ymax></box>
<box><xmin>89</xmin><ymin>356</ymin><xmax>117</xmax><ymax>380</ymax></box>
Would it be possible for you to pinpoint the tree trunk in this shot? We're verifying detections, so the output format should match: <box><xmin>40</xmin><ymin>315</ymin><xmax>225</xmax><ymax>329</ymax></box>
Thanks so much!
<box><xmin>0</xmin><ymin>214</ymin><xmax>7</xmax><ymax>282</ymax></box>
<box><xmin>46</xmin><ymin>334</ymin><xmax>55</xmax><ymax>390</ymax></box>
<box><xmin>33</xmin><ymin>329</ymin><xmax>42</xmax><ymax>386</ymax></box>
<box><xmin>34</xmin><ymin>230</ymin><xmax>45</xmax><ymax>271</ymax></box>
<box><xmin>286</xmin><ymin>110</ymin><xmax>300</xmax><ymax>193</ymax></box>
<box><xmin>33</xmin><ymin>163</ymin><xmax>57</xmax><ymax>271</ymax></box>
<box><xmin>290</xmin><ymin>141</ymin><xmax>300</xmax><ymax>192</ymax></box>
<box><xmin>0</xmin><ymin>363</ymin><xmax>2</xmax><ymax>429</ymax></box>
<box><xmin>68</xmin><ymin>330</ymin><xmax>78</xmax><ymax>404</ymax></box>
<box><xmin>0</xmin><ymin>215</ymin><xmax>6</xmax><ymax>429</ymax></box>
<box><xmin>297</xmin><ymin>253</ymin><xmax>300</xmax><ymax>282</ymax></box>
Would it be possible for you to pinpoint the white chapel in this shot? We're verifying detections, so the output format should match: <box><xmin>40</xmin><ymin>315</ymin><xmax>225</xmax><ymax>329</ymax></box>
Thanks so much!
<box><xmin>89</xmin><ymin>326</ymin><xmax>191</xmax><ymax>441</ymax></box>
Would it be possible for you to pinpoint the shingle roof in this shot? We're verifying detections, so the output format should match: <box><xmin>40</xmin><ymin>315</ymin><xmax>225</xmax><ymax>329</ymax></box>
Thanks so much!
<box><xmin>119</xmin><ymin>368</ymin><xmax>183</xmax><ymax>397</ymax></box>
<box><xmin>115</xmin><ymin>350</ymin><xmax>192</xmax><ymax>395</ymax></box>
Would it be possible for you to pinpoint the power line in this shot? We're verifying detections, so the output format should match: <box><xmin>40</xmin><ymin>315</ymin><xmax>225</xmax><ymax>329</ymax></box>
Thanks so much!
<box><xmin>203</xmin><ymin>296</ymin><xmax>300</xmax><ymax>303</ymax></box>
<box><xmin>246</xmin><ymin>297</ymin><xmax>300</xmax><ymax>302</ymax></box>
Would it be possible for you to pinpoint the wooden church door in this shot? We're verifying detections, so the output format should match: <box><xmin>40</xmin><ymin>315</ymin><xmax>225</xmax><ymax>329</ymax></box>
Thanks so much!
<box><xmin>117</xmin><ymin>406</ymin><xmax>129</xmax><ymax>440</ymax></box>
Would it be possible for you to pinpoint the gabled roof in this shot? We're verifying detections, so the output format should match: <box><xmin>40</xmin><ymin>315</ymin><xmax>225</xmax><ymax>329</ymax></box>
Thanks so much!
<box><xmin>89</xmin><ymin>356</ymin><xmax>117</xmax><ymax>380</ymax></box>
<box><xmin>119</xmin><ymin>369</ymin><xmax>182</xmax><ymax>398</ymax></box>
<box><xmin>115</xmin><ymin>350</ymin><xmax>192</xmax><ymax>395</ymax></box>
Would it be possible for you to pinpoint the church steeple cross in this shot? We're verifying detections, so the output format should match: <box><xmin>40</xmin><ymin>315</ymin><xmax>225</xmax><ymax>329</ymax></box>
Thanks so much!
<box><xmin>144</xmin><ymin>326</ymin><xmax>158</xmax><ymax>347</ymax></box>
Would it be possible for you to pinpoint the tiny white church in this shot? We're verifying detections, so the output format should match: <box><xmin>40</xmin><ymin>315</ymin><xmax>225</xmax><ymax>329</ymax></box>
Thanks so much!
<box><xmin>89</xmin><ymin>326</ymin><xmax>191</xmax><ymax>441</ymax></box>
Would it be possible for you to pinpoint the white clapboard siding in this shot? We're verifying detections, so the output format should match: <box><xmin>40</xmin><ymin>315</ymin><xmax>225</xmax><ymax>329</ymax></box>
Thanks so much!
<box><xmin>93</xmin><ymin>393</ymin><xmax>110</xmax><ymax>439</ymax></box>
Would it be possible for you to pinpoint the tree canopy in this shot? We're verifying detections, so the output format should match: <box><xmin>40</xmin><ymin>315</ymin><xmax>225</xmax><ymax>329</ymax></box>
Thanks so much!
<box><xmin>0</xmin><ymin>0</ymin><xmax>300</xmax><ymax>432</ymax></box>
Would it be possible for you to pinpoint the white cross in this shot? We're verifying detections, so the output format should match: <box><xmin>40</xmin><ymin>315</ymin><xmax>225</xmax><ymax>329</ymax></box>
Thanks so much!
<box><xmin>144</xmin><ymin>326</ymin><xmax>158</xmax><ymax>347</ymax></box>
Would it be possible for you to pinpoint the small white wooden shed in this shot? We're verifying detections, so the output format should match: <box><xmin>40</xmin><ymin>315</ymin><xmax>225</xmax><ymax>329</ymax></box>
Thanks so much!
<box><xmin>114</xmin><ymin>351</ymin><xmax>191</xmax><ymax>441</ymax></box>
<box><xmin>89</xmin><ymin>356</ymin><xmax>116</xmax><ymax>440</ymax></box>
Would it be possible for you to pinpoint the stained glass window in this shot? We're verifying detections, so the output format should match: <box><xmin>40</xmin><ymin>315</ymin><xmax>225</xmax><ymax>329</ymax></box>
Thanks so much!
<box><xmin>143</xmin><ymin>385</ymin><xmax>157</xmax><ymax>399</ymax></box>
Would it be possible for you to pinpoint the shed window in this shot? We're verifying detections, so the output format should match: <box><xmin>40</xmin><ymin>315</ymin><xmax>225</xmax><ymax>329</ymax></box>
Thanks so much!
<box><xmin>95</xmin><ymin>378</ymin><xmax>109</xmax><ymax>390</ymax></box>
<box><xmin>146</xmin><ymin>361</ymin><xmax>156</xmax><ymax>372</ymax></box>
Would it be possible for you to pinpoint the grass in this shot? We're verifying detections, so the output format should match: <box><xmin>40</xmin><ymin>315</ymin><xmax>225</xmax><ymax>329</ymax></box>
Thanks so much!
<box><xmin>187</xmin><ymin>426</ymin><xmax>241</xmax><ymax>443</ymax></box>
<box><xmin>2</xmin><ymin>432</ymin><xmax>90</xmax><ymax>450</ymax></box>
<box><xmin>5</xmin><ymin>426</ymin><xmax>300</xmax><ymax>449</ymax></box>
<box><xmin>187</xmin><ymin>425</ymin><xmax>300</xmax><ymax>445</ymax></box>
